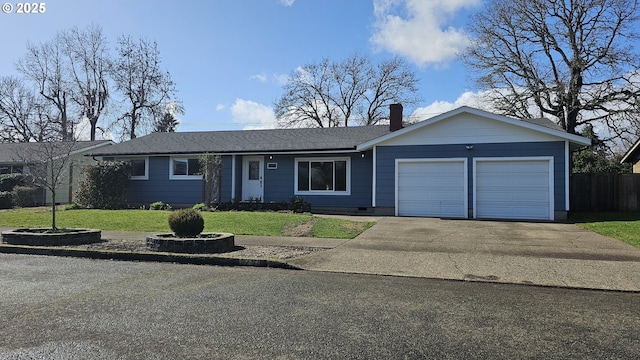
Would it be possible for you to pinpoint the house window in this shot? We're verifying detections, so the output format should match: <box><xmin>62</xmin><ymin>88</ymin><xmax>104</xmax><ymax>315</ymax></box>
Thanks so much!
<box><xmin>0</xmin><ymin>165</ymin><xmax>23</xmax><ymax>175</ymax></box>
<box><xmin>295</xmin><ymin>158</ymin><xmax>350</xmax><ymax>195</ymax></box>
<box><xmin>127</xmin><ymin>158</ymin><xmax>148</xmax><ymax>180</ymax></box>
<box><xmin>170</xmin><ymin>157</ymin><xmax>201</xmax><ymax>179</ymax></box>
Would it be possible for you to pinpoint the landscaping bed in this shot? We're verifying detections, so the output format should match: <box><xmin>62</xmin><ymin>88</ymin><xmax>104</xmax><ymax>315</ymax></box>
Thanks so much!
<box><xmin>50</xmin><ymin>236</ymin><xmax>325</xmax><ymax>260</ymax></box>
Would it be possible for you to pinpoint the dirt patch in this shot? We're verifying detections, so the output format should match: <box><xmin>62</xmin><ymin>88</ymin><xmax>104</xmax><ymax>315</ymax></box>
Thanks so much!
<box><xmin>52</xmin><ymin>237</ymin><xmax>324</xmax><ymax>260</ymax></box>
<box><xmin>281</xmin><ymin>218</ymin><xmax>317</xmax><ymax>237</ymax></box>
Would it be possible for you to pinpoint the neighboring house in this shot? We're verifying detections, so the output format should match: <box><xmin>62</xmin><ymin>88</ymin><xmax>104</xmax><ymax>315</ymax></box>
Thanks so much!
<box><xmin>0</xmin><ymin>140</ymin><xmax>113</xmax><ymax>204</ymax></box>
<box><xmin>621</xmin><ymin>138</ymin><xmax>640</xmax><ymax>173</ymax></box>
<box><xmin>90</xmin><ymin>106</ymin><xmax>591</xmax><ymax>221</ymax></box>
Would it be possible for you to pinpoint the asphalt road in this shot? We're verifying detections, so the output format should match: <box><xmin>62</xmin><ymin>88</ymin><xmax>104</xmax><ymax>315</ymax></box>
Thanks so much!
<box><xmin>0</xmin><ymin>254</ymin><xmax>638</xmax><ymax>359</ymax></box>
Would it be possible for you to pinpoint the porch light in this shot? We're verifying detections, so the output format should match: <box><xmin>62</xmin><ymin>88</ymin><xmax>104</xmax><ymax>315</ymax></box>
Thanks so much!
<box><xmin>465</xmin><ymin>145</ymin><xmax>474</xmax><ymax>150</ymax></box>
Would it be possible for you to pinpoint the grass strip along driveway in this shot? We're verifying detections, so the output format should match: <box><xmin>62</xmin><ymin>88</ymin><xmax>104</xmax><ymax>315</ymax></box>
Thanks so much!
<box><xmin>571</xmin><ymin>212</ymin><xmax>640</xmax><ymax>248</ymax></box>
<box><xmin>0</xmin><ymin>208</ymin><xmax>374</xmax><ymax>239</ymax></box>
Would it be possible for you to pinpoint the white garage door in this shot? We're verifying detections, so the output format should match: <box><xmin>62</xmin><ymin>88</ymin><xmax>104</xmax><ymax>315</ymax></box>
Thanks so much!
<box><xmin>396</xmin><ymin>159</ymin><xmax>467</xmax><ymax>218</ymax></box>
<box><xmin>474</xmin><ymin>158</ymin><xmax>553</xmax><ymax>220</ymax></box>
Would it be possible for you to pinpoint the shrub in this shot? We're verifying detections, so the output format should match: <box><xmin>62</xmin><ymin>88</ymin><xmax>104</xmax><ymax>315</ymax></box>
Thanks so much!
<box><xmin>0</xmin><ymin>174</ymin><xmax>26</xmax><ymax>192</ymax></box>
<box><xmin>11</xmin><ymin>186</ymin><xmax>37</xmax><ymax>207</ymax></box>
<box><xmin>65</xmin><ymin>203</ymin><xmax>83</xmax><ymax>210</ymax></box>
<box><xmin>192</xmin><ymin>203</ymin><xmax>208</xmax><ymax>211</ymax></box>
<box><xmin>75</xmin><ymin>161</ymin><xmax>130</xmax><ymax>209</ymax></box>
<box><xmin>215</xmin><ymin>197</ymin><xmax>310</xmax><ymax>213</ymax></box>
<box><xmin>168</xmin><ymin>208</ymin><xmax>205</xmax><ymax>238</ymax></box>
<box><xmin>0</xmin><ymin>191</ymin><xmax>13</xmax><ymax>209</ymax></box>
<box><xmin>150</xmin><ymin>201</ymin><xmax>172</xmax><ymax>211</ymax></box>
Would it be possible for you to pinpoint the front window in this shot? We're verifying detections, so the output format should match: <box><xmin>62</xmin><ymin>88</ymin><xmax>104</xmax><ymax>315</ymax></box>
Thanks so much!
<box><xmin>130</xmin><ymin>159</ymin><xmax>146</xmax><ymax>177</ymax></box>
<box><xmin>126</xmin><ymin>158</ymin><xmax>148</xmax><ymax>180</ymax></box>
<box><xmin>170</xmin><ymin>157</ymin><xmax>201</xmax><ymax>179</ymax></box>
<box><xmin>295</xmin><ymin>158</ymin><xmax>350</xmax><ymax>195</ymax></box>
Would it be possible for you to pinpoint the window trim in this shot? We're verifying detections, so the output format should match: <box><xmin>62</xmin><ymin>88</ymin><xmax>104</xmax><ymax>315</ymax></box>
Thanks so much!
<box><xmin>169</xmin><ymin>157</ymin><xmax>202</xmax><ymax>180</ymax></box>
<box><xmin>128</xmin><ymin>158</ymin><xmax>149</xmax><ymax>180</ymax></box>
<box><xmin>294</xmin><ymin>157</ymin><xmax>351</xmax><ymax>196</ymax></box>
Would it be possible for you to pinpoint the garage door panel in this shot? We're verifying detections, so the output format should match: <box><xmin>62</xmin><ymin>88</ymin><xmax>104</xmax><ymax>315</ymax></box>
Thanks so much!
<box><xmin>397</xmin><ymin>160</ymin><xmax>467</xmax><ymax>218</ymax></box>
<box><xmin>476</xmin><ymin>190</ymin><xmax>548</xmax><ymax>203</ymax></box>
<box><xmin>478</xmin><ymin>175</ymin><xmax>548</xmax><ymax>188</ymax></box>
<box><xmin>475</xmin><ymin>159</ymin><xmax>552</xmax><ymax>220</ymax></box>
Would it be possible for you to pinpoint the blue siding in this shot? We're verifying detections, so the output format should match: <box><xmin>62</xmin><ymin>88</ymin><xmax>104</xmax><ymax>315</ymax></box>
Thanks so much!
<box><xmin>260</xmin><ymin>151</ymin><xmax>373</xmax><ymax>207</ymax></box>
<box><xmin>220</xmin><ymin>155</ymin><xmax>234</xmax><ymax>202</ymax></box>
<box><xmin>123</xmin><ymin>156</ymin><xmax>235</xmax><ymax>207</ymax></box>
<box><xmin>125</xmin><ymin>156</ymin><xmax>201</xmax><ymax>206</ymax></box>
<box><xmin>376</xmin><ymin>142</ymin><xmax>567</xmax><ymax>211</ymax></box>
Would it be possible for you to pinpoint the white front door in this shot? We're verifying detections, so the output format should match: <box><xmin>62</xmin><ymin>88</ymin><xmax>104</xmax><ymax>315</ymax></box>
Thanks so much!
<box><xmin>242</xmin><ymin>156</ymin><xmax>264</xmax><ymax>201</ymax></box>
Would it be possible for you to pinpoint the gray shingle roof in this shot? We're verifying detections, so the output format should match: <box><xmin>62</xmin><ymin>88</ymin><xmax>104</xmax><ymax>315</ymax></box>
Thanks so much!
<box><xmin>91</xmin><ymin>126</ymin><xmax>392</xmax><ymax>156</ymax></box>
<box><xmin>0</xmin><ymin>140</ymin><xmax>112</xmax><ymax>163</ymax></box>
<box><xmin>522</xmin><ymin>117</ymin><xmax>566</xmax><ymax>131</ymax></box>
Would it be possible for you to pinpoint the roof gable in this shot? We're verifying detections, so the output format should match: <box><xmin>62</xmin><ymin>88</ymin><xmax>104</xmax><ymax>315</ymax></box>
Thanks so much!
<box><xmin>621</xmin><ymin>138</ymin><xmax>640</xmax><ymax>164</ymax></box>
<box><xmin>0</xmin><ymin>140</ymin><xmax>113</xmax><ymax>163</ymax></box>
<box><xmin>357</xmin><ymin>106</ymin><xmax>591</xmax><ymax>150</ymax></box>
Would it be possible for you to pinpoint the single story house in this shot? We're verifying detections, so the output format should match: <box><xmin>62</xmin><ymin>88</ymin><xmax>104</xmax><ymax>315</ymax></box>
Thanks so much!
<box><xmin>0</xmin><ymin>140</ymin><xmax>113</xmax><ymax>204</ymax></box>
<box><xmin>621</xmin><ymin>138</ymin><xmax>640</xmax><ymax>173</ymax></box>
<box><xmin>90</xmin><ymin>106</ymin><xmax>591</xmax><ymax>221</ymax></box>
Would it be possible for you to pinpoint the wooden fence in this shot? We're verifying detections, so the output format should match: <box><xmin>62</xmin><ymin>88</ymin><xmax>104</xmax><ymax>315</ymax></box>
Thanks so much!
<box><xmin>571</xmin><ymin>173</ymin><xmax>640</xmax><ymax>211</ymax></box>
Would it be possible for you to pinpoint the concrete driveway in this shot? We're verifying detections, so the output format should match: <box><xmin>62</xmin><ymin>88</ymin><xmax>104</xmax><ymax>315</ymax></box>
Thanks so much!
<box><xmin>287</xmin><ymin>217</ymin><xmax>640</xmax><ymax>291</ymax></box>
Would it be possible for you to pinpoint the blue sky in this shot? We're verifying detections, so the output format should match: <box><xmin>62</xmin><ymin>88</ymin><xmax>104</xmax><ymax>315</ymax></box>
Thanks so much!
<box><xmin>0</xmin><ymin>0</ymin><xmax>483</xmax><ymax>135</ymax></box>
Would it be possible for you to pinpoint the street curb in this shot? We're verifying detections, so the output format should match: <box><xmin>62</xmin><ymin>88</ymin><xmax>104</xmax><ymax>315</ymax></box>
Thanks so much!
<box><xmin>0</xmin><ymin>244</ymin><xmax>303</xmax><ymax>270</ymax></box>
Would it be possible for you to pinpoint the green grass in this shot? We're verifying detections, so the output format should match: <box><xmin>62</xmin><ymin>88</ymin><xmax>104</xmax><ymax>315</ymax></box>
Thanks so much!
<box><xmin>0</xmin><ymin>208</ymin><xmax>372</xmax><ymax>239</ymax></box>
<box><xmin>313</xmin><ymin>218</ymin><xmax>374</xmax><ymax>239</ymax></box>
<box><xmin>570</xmin><ymin>212</ymin><xmax>640</xmax><ymax>248</ymax></box>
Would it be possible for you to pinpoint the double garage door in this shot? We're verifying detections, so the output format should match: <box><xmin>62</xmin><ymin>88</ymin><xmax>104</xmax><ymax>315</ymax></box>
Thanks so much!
<box><xmin>396</xmin><ymin>158</ymin><xmax>553</xmax><ymax>220</ymax></box>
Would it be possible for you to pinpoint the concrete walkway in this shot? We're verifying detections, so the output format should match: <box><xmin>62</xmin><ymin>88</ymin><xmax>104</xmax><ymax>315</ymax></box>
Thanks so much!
<box><xmin>2</xmin><ymin>217</ymin><xmax>640</xmax><ymax>292</ymax></box>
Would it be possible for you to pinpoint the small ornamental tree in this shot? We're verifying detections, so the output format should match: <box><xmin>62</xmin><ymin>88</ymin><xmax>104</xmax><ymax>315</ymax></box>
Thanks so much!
<box><xmin>168</xmin><ymin>208</ymin><xmax>204</xmax><ymax>238</ymax></box>
<box><xmin>75</xmin><ymin>161</ymin><xmax>131</xmax><ymax>209</ymax></box>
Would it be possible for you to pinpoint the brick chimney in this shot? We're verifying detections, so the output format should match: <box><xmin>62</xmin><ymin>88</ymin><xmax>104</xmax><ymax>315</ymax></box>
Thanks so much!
<box><xmin>389</xmin><ymin>103</ymin><xmax>403</xmax><ymax>132</ymax></box>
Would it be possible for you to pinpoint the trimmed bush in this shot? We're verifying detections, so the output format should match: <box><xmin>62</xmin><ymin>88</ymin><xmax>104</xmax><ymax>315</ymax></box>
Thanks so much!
<box><xmin>168</xmin><ymin>208</ymin><xmax>205</xmax><ymax>238</ymax></box>
<box><xmin>0</xmin><ymin>191</ymin><xmax>13</xmax><ymax>209</ymax></box>
<box><xmin>12</xmin><ymin>186</ymin><xmax>37</xmax><ymax>207</ymax></box>
<box><xmin>75</xmin><ymin>161</ymin><xmax>130</xmax><ymax>209</ymax></box>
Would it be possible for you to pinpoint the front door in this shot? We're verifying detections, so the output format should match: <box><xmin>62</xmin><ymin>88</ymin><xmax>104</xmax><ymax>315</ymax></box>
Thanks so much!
<box><xmin>242</xmin><ymin>156</ymin><xmax>264</xmax><ymax>201</ymax></box>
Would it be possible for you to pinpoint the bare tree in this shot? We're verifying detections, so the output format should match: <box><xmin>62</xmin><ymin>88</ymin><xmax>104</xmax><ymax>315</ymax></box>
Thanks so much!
<box><xmin>363</xmin><ymin>57</ymin><xmax>420</xmax><ymax>125</ymax></box>
<box><xmin>62</xmin><ymin>25</ymin><xmax>110</xmax><ymax>141</ymax></box>
<box><xmin>111</xmin><ymin>35</ymin><xmax>177</xmax><ymax>139</ymax></box>
<box><xmin>275</xmin><ymin>53</ymin><xmax>420</xmax><ymax>128</ymax></box>
<box><xmin>16</xmin><ymin>36</ymin><xmax>74</xmax><ymax>141</ymax></box>
<box><xmin>0</xmin><ymin>76</ymin><xmax>55</xmax><ymax>142</ymax></box>
<box><xmin>463</xmin><ymin>0</ymin><xmax>640</xmax><ymax>142</ymax></box>
<box><xmin>17</xmin><ymin>141</ymin><xmax>77</xmax><ymax>229</ymax></box>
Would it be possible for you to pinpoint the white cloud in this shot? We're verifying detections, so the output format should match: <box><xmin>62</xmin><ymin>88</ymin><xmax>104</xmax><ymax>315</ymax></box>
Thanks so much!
<box><xmin>249</xmin><ymin>73</ymin><xmax>268</xmax><ymax>82</ymax></box>
<box><xmin>279</xmin><ymin>0</ymin><xmax>295</xmax><ymax>6</ymax></box>
<box><xmin>216</xmin><ymin>104</ymin><xmax>226</xmax><ymax>111</ymax></box>
<box><xmin>230</xmin><ymin>99</ymin><xmax>277</xmax><ymax>130</ymax></box>
<box><xmin>409</xmin><ymin>90</ymin><xmax>493</xmax><ymax>121</ymax></box>
<box><xmin>273</xmin><ymin>72</ymin><xmax>289</xmax><ymax>86</ymax></box>
<box><xmin>371</xmin><ymin>0</ymin><xmax>480</xmax><ymax>67</ymax></box>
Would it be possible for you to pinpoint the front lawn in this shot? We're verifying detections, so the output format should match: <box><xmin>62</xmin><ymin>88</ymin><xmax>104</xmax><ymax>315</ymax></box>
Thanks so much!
<box><xmin>0</xmin><ymin>208</ymin><xmax>373</xmax><ymax>239</ymax></box>
<box><xmin>570</xmin><ymin>212</ymin><xmax>640</xmax><ymax>248</ymax></box>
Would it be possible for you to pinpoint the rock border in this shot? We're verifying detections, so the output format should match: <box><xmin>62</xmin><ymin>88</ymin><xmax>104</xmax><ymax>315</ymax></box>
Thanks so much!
<box><xmin>146</xmin><ymin>233</ymin><xmax>235</xmax><ymax>253</ymax></box>
<box><xmin>1</xmin><ymin>228</ymin><xmax>102</xmax><ymax>246</ymax></box>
